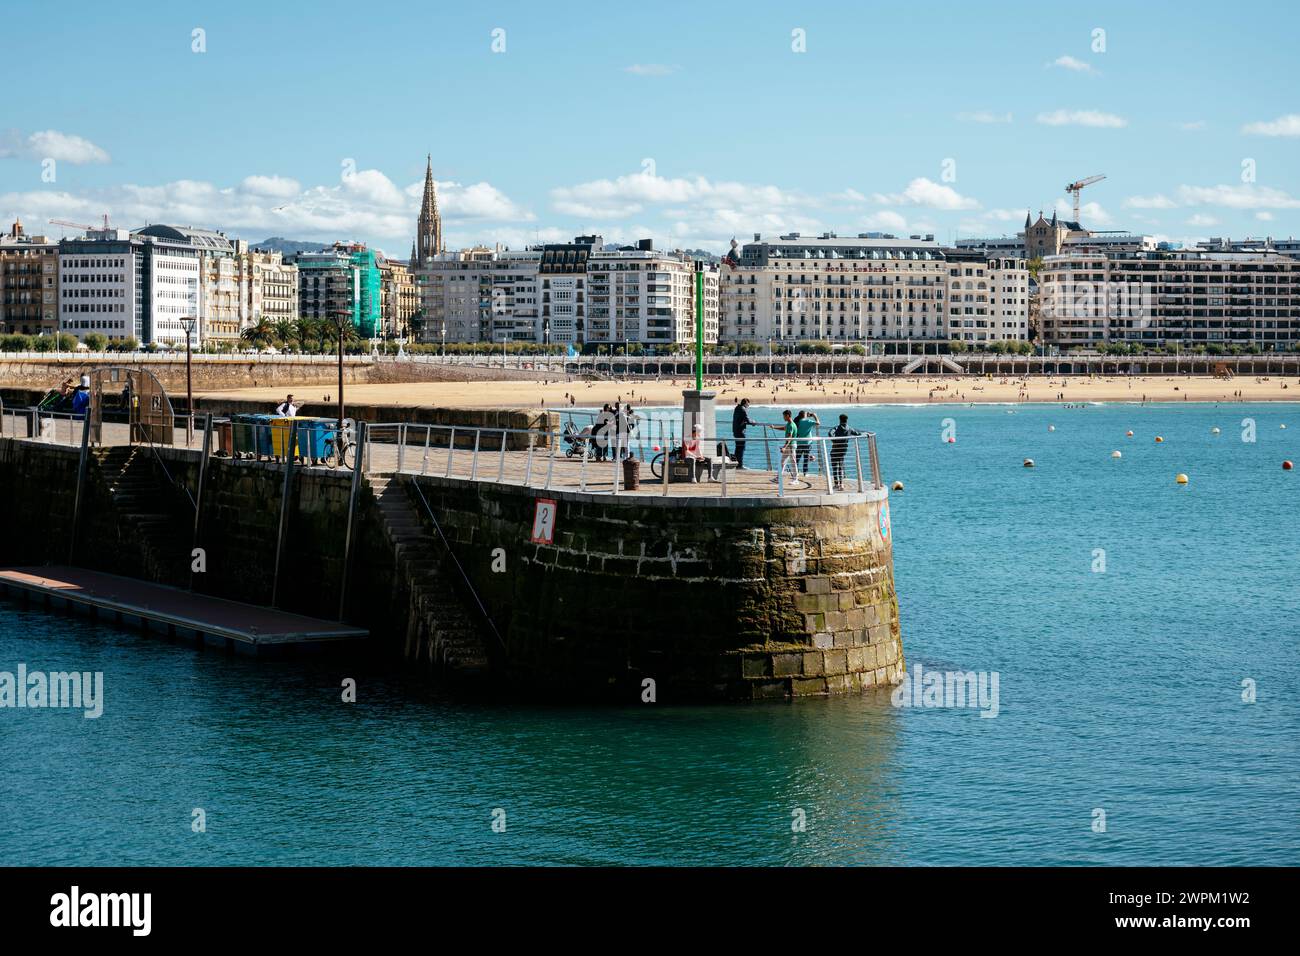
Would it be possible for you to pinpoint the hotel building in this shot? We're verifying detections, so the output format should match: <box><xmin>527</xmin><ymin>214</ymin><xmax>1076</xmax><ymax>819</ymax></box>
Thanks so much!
<box><xmin>1039</xmin><ymin>247</ymin><xmax>1300</xmax><ymax>349</ymax></box>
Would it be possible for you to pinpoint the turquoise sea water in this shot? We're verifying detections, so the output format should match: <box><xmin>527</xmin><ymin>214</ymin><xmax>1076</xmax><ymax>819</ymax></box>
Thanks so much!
<box><xmin>2</xmin><ymin>402</ymin><xmax>1297</xmax><ymax>866</ymax></box>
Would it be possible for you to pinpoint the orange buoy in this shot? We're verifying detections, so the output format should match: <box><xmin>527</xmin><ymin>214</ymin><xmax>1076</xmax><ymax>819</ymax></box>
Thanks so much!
<box><xmin>1155</xmin><ymin>436</ymin><xmax>1164</xmax><ymax>443</ymax></box>
<box><xmin>1125</xmin><ymin>430</ymin><xmax>1134</xmax><ymax>437</ymax></box>
<box><xmin>1285</xmin><ymin>461</ymin><xmax>1294</xmax><ymax>471</ymax></box>
<box><xmin>947</xmin><ymin>437</ymin><xmax>955</xmax><ymax>443</ymax></box>
<box><xmin>1176</xmin><ymin>473</ymin><xmax>1188</xmax><ymax>484</ymax></box>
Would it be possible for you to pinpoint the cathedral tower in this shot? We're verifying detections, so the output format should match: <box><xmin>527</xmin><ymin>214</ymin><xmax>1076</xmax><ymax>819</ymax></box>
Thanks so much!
<box><xmin>415</xmin><ymin>154</ymin><xmax>443</xmax><ymax>267</ymax></box>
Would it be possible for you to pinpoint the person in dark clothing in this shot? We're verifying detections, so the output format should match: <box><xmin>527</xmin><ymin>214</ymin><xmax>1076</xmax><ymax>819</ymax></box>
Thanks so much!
<box><xmin>829</xmin><ymin>413</ymin><xmax>862</xmax><ymax>489</ymax></box>
<box><xmin>731</xmin><ymin>398</ymin><xmax>778</xmax><ymax>469</ymax></box>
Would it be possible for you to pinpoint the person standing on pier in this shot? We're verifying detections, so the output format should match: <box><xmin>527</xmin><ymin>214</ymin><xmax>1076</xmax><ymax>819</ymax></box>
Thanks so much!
<box><xmin>793</xmin><ymin>410</ymin><xmax>821</xmax><ymax>476</ymax></box>
<box><xmin>731</xmin><ymin>398</ymin><xmax>757</xmax><ymax>469</ymax></box>
<box><xmin>829</xmin><ymin>414</ymin><xmax>862</xmax><ymax>489</ymax></box>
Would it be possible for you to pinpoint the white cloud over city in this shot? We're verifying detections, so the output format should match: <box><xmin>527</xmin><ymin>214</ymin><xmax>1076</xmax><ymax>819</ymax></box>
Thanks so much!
<box><xmin>0</xmin><ymin>128</ymin><xmax>111</xmax><ymax>164</ymax></box>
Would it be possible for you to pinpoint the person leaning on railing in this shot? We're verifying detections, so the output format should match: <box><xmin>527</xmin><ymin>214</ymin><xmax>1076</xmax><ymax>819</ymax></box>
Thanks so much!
<box><xmin>829</xmin><ymin>414</ymin><xmax>862</xmax><ymax>490</ymax></box>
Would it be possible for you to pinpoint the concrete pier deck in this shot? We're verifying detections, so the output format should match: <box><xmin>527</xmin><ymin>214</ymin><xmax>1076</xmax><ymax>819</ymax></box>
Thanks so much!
<box><xmin>0</xmin><ymin>566</ymin><xmax>366</xmax><ymax>648</ymax></box>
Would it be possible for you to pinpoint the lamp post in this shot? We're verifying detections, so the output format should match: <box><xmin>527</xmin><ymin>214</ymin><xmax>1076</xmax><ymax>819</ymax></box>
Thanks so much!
<box><xmin>331</xmin><ymin>309</ymin><xmax>349</xmax><ymax>442</ymax></box>
<box><xmin>180</xmin><ymin>315</ymin><xmax>197</xmax><ymax>446</ymax></box>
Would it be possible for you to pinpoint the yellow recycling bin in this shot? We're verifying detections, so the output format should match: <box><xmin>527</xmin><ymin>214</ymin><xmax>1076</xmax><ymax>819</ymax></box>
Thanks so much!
<box><xmin>269</xmin><ymin>416</ymin><xmax>303</xmax><ymax>459</ymax></box>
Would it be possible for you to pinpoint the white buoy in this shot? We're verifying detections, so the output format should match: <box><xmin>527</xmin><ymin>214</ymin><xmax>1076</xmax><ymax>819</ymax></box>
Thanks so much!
<box><xmin>1048</xmin><ymin>425</ymin><xmax>1056</xmax><ymax>432</ymax></box>
<box><xmin>1211</xmin><ymin>427</ymin><xmax>1221</xmax><ymax>435</ymax></box>
<box><xmin>1111</xmin><ymin>450</ymin><xmax>1122</xmax><ymax>459</ymax></box>
<box><xmin>1023</xmin><ymin>458</ymin><xmax>1035</xmax><ymax>468</ymax></box>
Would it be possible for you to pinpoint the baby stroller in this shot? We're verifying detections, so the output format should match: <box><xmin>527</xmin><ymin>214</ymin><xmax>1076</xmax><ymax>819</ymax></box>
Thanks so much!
<box><xmin>562</xmin><ymin>420</ymin><xmax>593</xmax><ymax>459</ymax></box>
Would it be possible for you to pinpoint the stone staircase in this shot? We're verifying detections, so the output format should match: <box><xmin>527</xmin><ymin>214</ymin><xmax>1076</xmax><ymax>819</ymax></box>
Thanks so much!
<box><xmin>901</xmin><ymin>355</ymin><xmax>965</xmax><ymax>374</ymax></box>
<box><xmin>368</xmin><ymin>474</ymin><xmax>493</xmax><ymax>679</ymax></box>
<box><xmin>95</xmin><ymin>446</ymin><xmax>192</xmax><ymax>587</ymax></box>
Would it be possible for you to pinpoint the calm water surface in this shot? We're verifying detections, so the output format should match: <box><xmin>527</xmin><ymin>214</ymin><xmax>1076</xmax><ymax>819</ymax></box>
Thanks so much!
<box><xmin>2</xmin><ymin>402</ymin><xmax>1297</xmax><ymax>865</ymax></box>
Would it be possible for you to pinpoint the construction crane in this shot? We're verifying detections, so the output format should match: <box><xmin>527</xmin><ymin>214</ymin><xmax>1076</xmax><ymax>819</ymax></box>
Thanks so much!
<box><xmin>1064</xmin><ymin>175</ymin><xmax>1105</xmax><ymax>223</ymax></box>
<box><xmin>48</xmin><ymin>214</ymin><xmax>113</xmax><ymax>233</ymax></box>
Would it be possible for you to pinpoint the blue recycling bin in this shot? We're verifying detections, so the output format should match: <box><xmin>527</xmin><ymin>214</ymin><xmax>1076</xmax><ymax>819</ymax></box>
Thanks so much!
<box><xmin>296</xmin><ymin>418</ymin><xmax>333</xmax><ymax>461</ymax></box>
<box><xmin>244</xmin><ymin>413</ymin><xmax>277</xmax><ymax>459</ymax></box>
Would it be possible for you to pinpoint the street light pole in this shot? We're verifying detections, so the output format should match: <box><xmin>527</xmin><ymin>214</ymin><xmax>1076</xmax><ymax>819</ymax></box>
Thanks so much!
<box><xmin>180</xmin><ymin>316</ymin><xmax>196</xmax><ymax>446</ymax></box>
<box><xmin>332</xmin><ymin>309</ymin><xmax>348</xmax><ymax>442</ymax></box>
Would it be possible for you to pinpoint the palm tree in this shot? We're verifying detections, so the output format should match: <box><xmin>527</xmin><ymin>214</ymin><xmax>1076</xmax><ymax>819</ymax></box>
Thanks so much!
<box><xmin>272</xmin><ymin>319</ymin><xmax>294</xmax><ymax>351</ymax></box>
<box><xmin>294</xmin><ymin>318</ymin><xmax>316</xmax><ymax>354</ymax></box>
<box><xmin>240</xmin><ymin>318</ymin><xmax>275</xmax><ymax>350</ymax></box>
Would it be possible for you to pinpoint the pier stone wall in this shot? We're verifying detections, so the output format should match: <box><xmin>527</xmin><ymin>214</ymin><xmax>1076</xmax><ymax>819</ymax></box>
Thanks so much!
<box><xmin>0</xmin><ymin>437</ymin><xmax>904</xmax><ymax>701</ymax></box>
<box><xmin>405</xmin><ymin>474</ymin><xmax>904</xmax><ymax>700</ymax></box>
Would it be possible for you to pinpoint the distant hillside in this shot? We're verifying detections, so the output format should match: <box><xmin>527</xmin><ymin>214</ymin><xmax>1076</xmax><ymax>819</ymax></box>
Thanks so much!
<box><xmin>252</xmin><ymin>237</ymin><xmax>333</xmax><ymax>256</ymax></box>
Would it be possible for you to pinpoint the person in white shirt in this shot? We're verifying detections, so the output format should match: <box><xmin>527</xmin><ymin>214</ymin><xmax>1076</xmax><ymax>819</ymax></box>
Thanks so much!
<box><xmin>274</xmin><ymin>394</ymin><xmax>304</xmax><ymax>416</ymax></box>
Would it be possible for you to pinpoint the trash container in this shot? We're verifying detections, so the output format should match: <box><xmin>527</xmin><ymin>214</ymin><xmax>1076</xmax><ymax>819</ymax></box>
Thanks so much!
<box><xmin>622</xmin><ymin>456</ymin><xmax>641</xmax><ymax>490</ymax></box>
<box><xmin>270</xmin><ymin>417</ymin><xmax>302</xmax><ymax>459</ymax></box>
<box><xmin>229</xmin><ymin>414</ymin><xmax>254</xmax><ymax>458</ymax></box>
<box><xmin>215</xmin><ymin>419</ymin><xmax>233</xmax><ymax>457</ymax></box>
<box><xmin>296</xmin><ymin>418</ymin><xmax>330</xmax><ymax>462</ymax></box>
<box><xmin>250</xmin><ymin>413</ymin><xmax>277</xmax><ymax>459</ymax></box>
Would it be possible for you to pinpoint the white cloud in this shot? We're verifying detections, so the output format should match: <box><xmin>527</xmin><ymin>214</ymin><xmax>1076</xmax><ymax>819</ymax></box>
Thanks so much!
<box><xmin>3</xmin><ymin>167</ymin><xmax>534</xmax><ymax>248</ymax></box>
<box><xmin>0</xmin><ymin>128</ymin><xmax>110</xmax><ymax>164</ymax></box>
<box><xmin>1177</xmin><ymin>184</ymin><xmax>1300</xmax><ymax>210</ymax></box>
<box><xmin>1049</xmin><ymin>56</ymin><xmax>1097</xmax><ymax>74</ymax></box>
<box><xmin>624</xmin><ymin>64</ymin><xmax>679</xmax><ymax>76</ymax></box>
<box><xmin>1186</xmin><ymin>214</ymin><xmax>1218</xmax><ymax>227</ymax></box>
<box><xmin>1256</xmin><ymin>211</ymin><xmax>1275</xmax><ymax>221</ymax></box>
<box><xmin>1241</xmin><ymin>114</ymin><xmax>1300</xmax><ymax>137</ymax></box>
<box><xmin>956</xmin><ymin>111</ymin><xmax>1012</xmax><ymax>124</ymax></box>
<box><xmin>1123</xmin><ymin>194</ymin><xmax>1177</xmax><ymax>210</ymax></box>
<box><xmin>1035</xmin><ymin>109</ymin><xmax>1128</xmax><ymax>128</ymax></box>
<box><xmin>1178</xmin><ymin>120</ymin><xmax>1206</xmax><ymax>131</ymax></box>
<box><xmin>240</xmin><ymin>175</ymin><xmax>301</xmax><ymax>199</ymax></box>
<box><xmin>1054</xmin><ymin>198</ymin><xmax>1113</xmax><ymax>227</ymax></box>
<box><xmin>870</xmin><ymin>177</ymin><xmax>979</xmax><ymax>211</ymax></box>
<box><xmin>862</xmin><ymin>211</ymin><xmax>908</xmax><ymax>232</ymax></box>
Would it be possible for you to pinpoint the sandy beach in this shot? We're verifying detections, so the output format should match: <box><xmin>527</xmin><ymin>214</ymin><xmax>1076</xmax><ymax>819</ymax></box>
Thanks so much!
<box><xmin>197</xmin><ymin>373</ymin><xmax>1300</xmax><ymax>411</ymax></box>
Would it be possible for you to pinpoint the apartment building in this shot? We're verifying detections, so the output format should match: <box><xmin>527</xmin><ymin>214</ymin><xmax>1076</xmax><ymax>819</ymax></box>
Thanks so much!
<box><xmin>586</xmin><ymin>240</ymin><xmax>718</xmax><ymax>349</ymax></box>
<box><xmin>718</xmin><ymin>233</ymin><xmax>950</xmax><ymax>345</ymax></box>
<box><xmin>415</xmin><ymin>247</ymin><xmax>541</xmax><ymax>345</ymax></box>
<box><xmin>0</xmin><ymin>218</ymin><xmax>59</xmax><ymax>336</ymax></box>
<box><xmin>239</xmin><ymin>243</ymin><xmax>297</xmax><ymax>327</ymax></box>
<box><xmin>294</xmin><ymin>243</ymin><xmax>382</xmax><ymax>337</ymax></box>
<box><xmin>1040</xmin><ymin>248</ymin><xmax>1300</xmax><ymax>349</ymax></box>
<box><xmin>58</xmin><ymin>227</ymin><xmax>201</xmax><ymax>347</ymax></box>
<box><xmin>378</xmin><ymin>256</ymin><xmax>418</xmax><ymax>339</ymax></box>
<box><xmin>944</xmin><ymin>250</ymin><xmax>1029</xmax><ymax>342</ymax></box>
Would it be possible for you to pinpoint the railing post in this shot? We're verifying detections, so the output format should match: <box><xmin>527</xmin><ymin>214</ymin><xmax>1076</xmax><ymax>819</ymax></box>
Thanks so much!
<box><xmin>821</xmin><ymin>439</ymin><xmax>834</xmax><ymax>494</ymax></box>
<box><xmin>470</xmin><ymin>429</ymin><xmax>481</xmax><ymax>481</ymax></box>
<box><xmin>190</xmin><ymin>413</ymin><xmax>212</xmax><ymax>591</ymax></box>
<box><xmin>853</xmin><ymin>436</ymin><xmax>864</xmax><ymax>493</ymax></box>
<box><xmin>271</xmin><ymin>420</ymin><xmax>298</xmax><ymax>609</ymax></box>
<box><xmin>524</xmin><ymin>432</ymin><xmax>536</xmax><ymax>486</ymax></box>
<box><xmin>545</xmin><ymin>428</ymin><xmax>556</xmax><ymax>490</ymax></box>
<box><xmin>68</xmin><ymin>412</ymin><xmax>92</xmax><ymax>564</ymax></box>
<box><xmin>497</xmin><ymin>429</ymin><xmax>506</xmax><ymax>483</ymax></box>
<box><xmin>397</xmin><ymin>422</ymin><xmax>405</xmax><ymax>473</ymax></box>
<box><xmin>661</xmin><ymin>420</ymin><xmax>670</xmax><ymax>498</ymax></box>
<box><xmin>446</xmin><ymin>426</ymin><xmax>456</xmax><ymax>477</ymax></box>
<box><xmin>338</xmin><ymin>421</ymin><xmax>367</xmax><ymax>621</ymax></box>
<box><xmin>421</xmin><ymin>424</ymin><xmax>431</xmax><ymax>475</ymax></box>
<box><xmin>764</xmin><ymin>431</ymin><xmax>772</xmax><ymax>471</ymax></box>
<box><xmin>720</xmin><ymin>443</ymin><xmax>728</xmax><ymax>497</ymax></box>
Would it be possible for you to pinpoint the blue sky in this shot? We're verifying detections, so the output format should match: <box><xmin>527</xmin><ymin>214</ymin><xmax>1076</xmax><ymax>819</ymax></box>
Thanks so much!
<box><xmin>1</xmin><ymin>0</ymin><xmax>1297</xmax><ymax>256</ymax></box>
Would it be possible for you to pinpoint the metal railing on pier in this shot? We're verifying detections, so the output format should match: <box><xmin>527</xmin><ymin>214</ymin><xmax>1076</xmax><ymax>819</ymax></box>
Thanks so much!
<box><xmin>1</xmin><ymin>405</ymin><xmax>885</xmax><ymax>501</ymax></box>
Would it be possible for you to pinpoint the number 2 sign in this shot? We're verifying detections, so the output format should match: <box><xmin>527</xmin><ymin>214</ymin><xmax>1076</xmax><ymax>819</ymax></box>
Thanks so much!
<box><xmin>531</xmin><ymin>498</ymin><xmax>557</xmax><ymax>545</ymax></box>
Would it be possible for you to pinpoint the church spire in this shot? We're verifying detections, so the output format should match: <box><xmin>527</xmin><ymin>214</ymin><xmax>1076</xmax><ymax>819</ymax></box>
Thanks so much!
<box><xmin>415</xmin><ymin>153</ymin><xmax>443</xmax><ymax>267</ymax></box>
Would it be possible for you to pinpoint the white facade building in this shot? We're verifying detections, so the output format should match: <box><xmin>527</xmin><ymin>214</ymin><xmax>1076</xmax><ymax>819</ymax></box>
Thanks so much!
<box><xmin>1040</xmin><ymin>248</ymin><xmax>1300</xmax><ymax>349</ymax></box>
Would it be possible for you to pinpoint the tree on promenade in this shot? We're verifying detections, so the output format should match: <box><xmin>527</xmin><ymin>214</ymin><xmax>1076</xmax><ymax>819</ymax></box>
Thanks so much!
<box><xmin>240</xmin><ymin>318</ymin><xmax>275</xmax><ymax>350</ymax></box>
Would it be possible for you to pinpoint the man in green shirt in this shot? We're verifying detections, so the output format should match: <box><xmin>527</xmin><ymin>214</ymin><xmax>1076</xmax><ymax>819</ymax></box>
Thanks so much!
<box><xmin>793</xmin><ymin>410</ymin><xmax>820</xmax><ymax>476</ymax></box>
